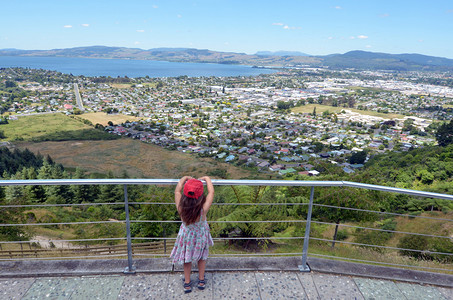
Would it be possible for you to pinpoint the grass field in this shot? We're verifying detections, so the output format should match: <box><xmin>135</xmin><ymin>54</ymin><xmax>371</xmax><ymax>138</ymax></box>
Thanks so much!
<box><xmin>17</xmin><ymin>138</ymin><xmax>254</xmax><ymax>179</ymax></box>
<box><xmin>109</xmin><ymin>83</ymin><xmax>157</xmax><ymax>88</ymax></box>
<box><xmin>0</xmin><ymin>113</ymin><xmax>90</xmax><ymax>141</ymax></box>
<box><xmin>292</xmin><ymin>104</ymin><xmax>405</xmax><ymax>119</ymax></box>
<box><xmin>109</xmin><ymin>83</ymin><xmax>132</xmax><ymax>89</ymax></box>
<box><xmin>346</xmin><ymin>86</ymin><xmax>392</xmax><ymax>93</ymax></box>
<box><xmin>78</xmin><ymin>112</ymin><xmax>141</xmax><ymax>126</ymax></box>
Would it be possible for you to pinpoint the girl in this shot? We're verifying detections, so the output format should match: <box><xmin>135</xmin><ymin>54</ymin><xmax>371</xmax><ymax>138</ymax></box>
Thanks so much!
<box><xmin>170</xmin><ymin>176</ymin><xmax>214</xmax><ymax>293</ymax></box>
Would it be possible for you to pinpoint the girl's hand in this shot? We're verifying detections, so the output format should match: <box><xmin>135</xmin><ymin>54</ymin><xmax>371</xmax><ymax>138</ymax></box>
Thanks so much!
<box><xmin>182</xmin><ymin>175</ymin><xmax>192</xmax><ymax>182</ymax></box>
<box><xmin>175</xmin><ymin>176</ymin><xmax>193</xmax><ymax>209</ymax></box>
<box><xmin>175</xmin><ymin>176</ymin><xmax>192</xmax><ymax>196</ymax></box>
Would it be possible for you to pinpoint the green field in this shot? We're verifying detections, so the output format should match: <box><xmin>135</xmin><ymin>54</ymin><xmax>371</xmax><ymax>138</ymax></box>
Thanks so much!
<box><xmin>0</xmin><ymin>113</ymin><xmax>90</xmax><ymax>141</ymax></box>
<box><xmin>292</xmin><ymin>104</ymin><xmax>405</xmax><ymax>119</ymax></box>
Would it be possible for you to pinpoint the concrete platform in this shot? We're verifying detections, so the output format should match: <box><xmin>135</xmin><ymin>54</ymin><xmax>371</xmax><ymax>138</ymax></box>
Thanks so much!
<box><xmin>0</xmin><ymin>257</ymin><xmax>452</xmax><ymax>299</ymax></box>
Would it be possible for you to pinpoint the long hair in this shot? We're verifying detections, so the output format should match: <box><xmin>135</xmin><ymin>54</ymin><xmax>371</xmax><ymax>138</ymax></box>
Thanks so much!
<box><xmin>178</xmin><ymin>194</ymin><xmax>206</xmax><ymax>225</ymax></box>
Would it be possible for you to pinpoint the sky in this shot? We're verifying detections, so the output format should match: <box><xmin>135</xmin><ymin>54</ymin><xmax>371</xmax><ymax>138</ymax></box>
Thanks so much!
<box><xmin>1</xmin><ymin>0</ymin><xmax>453</xmax><ymax>58</ymax></box>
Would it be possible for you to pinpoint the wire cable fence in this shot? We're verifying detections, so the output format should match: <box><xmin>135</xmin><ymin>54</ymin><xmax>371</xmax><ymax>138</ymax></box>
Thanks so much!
<box><xmin>0</xmin><ymin>179</ymin><xmax>452</xmax><ymax>274</ymax></box>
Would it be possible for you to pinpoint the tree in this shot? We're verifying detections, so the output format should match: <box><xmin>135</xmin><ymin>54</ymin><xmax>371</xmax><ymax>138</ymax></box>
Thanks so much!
<box><xmin>402</xmin><ymin>118</ymin><xmax>415</xmax><ymax>132</ymax></box>
<box><xmin>210</xmin><ymin>186</ymin><xmax>305</xmax><ymax>249</ymax></box>
<box><xmin>349</xmin><ymin>151</ymin><xmax>367</xmax><ymax>164</ymax></box>
<box><xmin>71</xmin><ymin>168</ymin><xmax>94</xmax><ymax>203</ymax></box>
<box><xmin>314</xmin><ymin>182</ymin><xmax>378</xmax><ymax>248</ymax></box>
<box><xmin>130</xmin><ymin>186</ymin><xmax>179</xmax><ymax>239</ymax></box>
<box><xmin>277</xmin><ymin>101</ymin><xmax>291</xmax><ymax>110</ymax></box>
<box><xmin>436</xmin><ymin>120</ymin><xmax>453</xmax><ymax>147</ymax></box>
<box><xmin>5</xmin><ymin>80</ymin><xmax>17</xmax><ymax>88</ymax></box>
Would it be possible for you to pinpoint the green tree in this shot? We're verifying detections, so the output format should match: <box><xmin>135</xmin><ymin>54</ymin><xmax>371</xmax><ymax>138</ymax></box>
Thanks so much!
<box><xmin>315</xmin><ymin>185</ymin><xmax>378</xmax><ymax>248</ymax></box>
<box><xmin>349</xmin><ymin>151</ymin><xmax>367</xmax><ymax>164</ymax></box>
<box><xmin>435</xmin><ymin>120</ymin><xmax>453</xmax><ymax>147</ymax></box>
<box><xmin>5</xmin><ymin>80</ymin><xmax>17</xmax><ymax>88</ymax></box>
<box><xmin>71</xmin><ymin>168</ymin><xmax>94</xmax><ymax>203</ymax></box>
<box><xmin>97</xmin><ymin>172</ymin><xmax>123</xmax><ymax>204</ymax></box>
<box><xmin>130</xmin><ymin>186</ymin><xmax>179</xmax><ymax>239</ymax></box>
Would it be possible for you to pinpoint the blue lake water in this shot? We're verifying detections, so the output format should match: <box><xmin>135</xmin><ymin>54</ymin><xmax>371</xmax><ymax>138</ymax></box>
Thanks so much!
<box><xmin>0</xmin><ymin>56</ymin><xmax>276</xmax><ymax>78</ymax></box>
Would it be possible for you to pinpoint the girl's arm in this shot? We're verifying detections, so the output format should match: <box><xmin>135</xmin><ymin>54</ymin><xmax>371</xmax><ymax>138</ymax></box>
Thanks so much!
<box><xmin>199</xmin><ymin>176</ymin><xmax>214</xmax><ymax>213</ymax></box>
<box><xmin>175</xmin><ymin>176</ymin><xmax>192</xmax><ymax>210</ymax></box>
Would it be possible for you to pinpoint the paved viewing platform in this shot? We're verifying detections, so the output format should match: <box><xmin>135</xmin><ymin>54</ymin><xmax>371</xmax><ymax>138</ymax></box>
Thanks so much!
<box><xmin>1</xmin><ymin>257</ymin><xmax>452</xmax><ymax>299</ymax></box>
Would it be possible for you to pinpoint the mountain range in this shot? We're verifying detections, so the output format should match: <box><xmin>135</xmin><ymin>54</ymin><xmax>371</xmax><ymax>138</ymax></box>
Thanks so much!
<box><xmin>1</xmin><ymin>46</ymin><xmax>453</xmax><ymax>72</ymax></box>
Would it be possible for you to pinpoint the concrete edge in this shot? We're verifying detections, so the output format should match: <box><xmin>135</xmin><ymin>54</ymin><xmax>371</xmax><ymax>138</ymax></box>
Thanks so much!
<box><xmin>0</xmin><ymin>257</ymin><xmax>451</xmax><ymax>288</ymax></box>
<box><xmin>307</xmin><ymin>257</ymin><xmax>453</xmax><ymax>288</ymax></box>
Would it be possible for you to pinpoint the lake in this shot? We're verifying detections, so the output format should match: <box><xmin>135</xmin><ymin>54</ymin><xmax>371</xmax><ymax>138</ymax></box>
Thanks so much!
<box><xmin>0</xmin><ymin>56</ymin><xmax>276</xmax><ymax>78</ymax></box>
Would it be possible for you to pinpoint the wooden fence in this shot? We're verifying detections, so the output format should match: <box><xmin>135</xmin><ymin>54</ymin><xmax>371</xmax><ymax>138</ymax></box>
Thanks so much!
<box><xmin>0</xmin><ymin>241</ymin><xmax>174</xmax><ymax>259</ymax></box>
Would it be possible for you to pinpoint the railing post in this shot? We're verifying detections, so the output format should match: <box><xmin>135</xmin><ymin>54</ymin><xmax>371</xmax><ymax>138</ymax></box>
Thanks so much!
<box><xmin>299</xmin><ymin>186</ymin><xmax>314</xmax><ymax>272</ymax></box>
<box><xmin>123</xmin><ymin>185</ymin><xmax>136</xmax><ymax>274</ymax></box>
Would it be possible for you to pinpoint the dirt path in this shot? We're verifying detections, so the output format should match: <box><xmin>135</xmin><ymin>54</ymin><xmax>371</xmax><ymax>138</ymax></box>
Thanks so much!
<box><xmin>31</xmin><ymin>235</ymin><xmax>82</xmax><ymax>249</ymax></box>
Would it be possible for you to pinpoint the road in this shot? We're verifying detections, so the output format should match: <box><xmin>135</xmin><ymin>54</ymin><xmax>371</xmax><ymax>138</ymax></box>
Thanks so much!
<box><xmin>74</xmin><ymin>83</ymin><xmax>84</xmax><ymax>110</ymax></box>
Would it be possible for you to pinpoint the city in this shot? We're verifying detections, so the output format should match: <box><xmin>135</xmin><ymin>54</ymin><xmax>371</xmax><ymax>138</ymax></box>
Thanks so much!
<box><xmin>1</xmin><ymin>67</ymin><xmax>451</xmax><ymax>177</ymax></box>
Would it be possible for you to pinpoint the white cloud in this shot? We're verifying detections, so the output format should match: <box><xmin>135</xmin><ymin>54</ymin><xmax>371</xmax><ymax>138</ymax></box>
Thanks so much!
<box><xmin>349</xmin><ymin>36</ymin><xmax>355</xmax><ymax>39</ymax></box>
<box><xmin>357</xmin><ymin>35</ymin><xmax>368</xmax><ymax>39</ymax></box>
<box><xmin>152</xmin><ymin>5</ymin><xmax>158</xmax><ymax>9</ymax></box>
<box><xmin>379</xmin><ymin>13</ymin><xmax>390</xmax><ymax>18</ymax></box>
<box><xmin>335</xmin><ymin>6</ymin><xmax>342</xmax><ymax>9</ymax></box>
<box><xmin>137</xmin><ymin>29</ymin><xmax>145</xmax><ymax>33</ymax></box>
<box><xmin>418</xmin><ymin>39</ymin><xmax>424</xmax><ymax>42</ymax></box>
<box><xmin>273</xmin><ymin>23</ymin><xmax>299</xmax><ymax>30</ymax></box>
<box><xmin>365</xmin><ymin>45</ymin><xmax>372</xmax><ymax>48</ymax></box>
<box><xmin>328</xmin><ymin>37</ymin><xmax>334</xmax><ymax>40</ymax></box>
<box><xmin>134</xmin><ymin>41</ymin><xmax>140</xmax><ymax>45</ymax></box>
<box><xmin>81</xmin><ymin>24</ymin><xmax>90</xmax><ymax>27</ymax></box>
<box><xmin>177</xmin><ymin>14</ymin><xmax>182</xmax><ymax>18</ymax></box>
<box><xmin>63</xmin><ymin>25</ymin><xmax>73</xmax><ymax>28</ymax></box>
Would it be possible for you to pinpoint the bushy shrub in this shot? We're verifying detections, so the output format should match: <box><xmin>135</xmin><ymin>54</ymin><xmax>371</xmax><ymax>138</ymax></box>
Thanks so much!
<box><xmin>398</xmin><ymin>235</ymin><xmax>453</xmax><ymax>262</ymax></box>
<box><xmin>355</xmin><ymin>229</ymin><xmax>392</xmax><ymax>253</ymax></box>
<box><xmin>336</xmin><ymin>230</ymin><xmax>349</xmax><ymax>241</ymax></box>
<box><xmin>398</xmin><ymin>235</ymin><xmax>429</xmax><ymax>259</ymax></box>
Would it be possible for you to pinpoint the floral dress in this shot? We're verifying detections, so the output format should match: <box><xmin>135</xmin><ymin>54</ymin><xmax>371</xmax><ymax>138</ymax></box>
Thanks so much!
<box><xmin>170</xmin><ymin>210</ymin><xmax>214</xmax><ymax>264</ymax></box>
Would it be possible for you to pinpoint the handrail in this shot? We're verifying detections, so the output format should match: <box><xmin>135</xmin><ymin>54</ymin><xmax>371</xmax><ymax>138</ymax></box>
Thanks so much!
<box><xmin>0</xmin><ymin>178</ymin><xmax>452</xmax><ymax>275</ymax></box>
<box><xmin>1</xmin><ymin>179</ymin><xmax>452</xmax><ymax>200</ymax></box>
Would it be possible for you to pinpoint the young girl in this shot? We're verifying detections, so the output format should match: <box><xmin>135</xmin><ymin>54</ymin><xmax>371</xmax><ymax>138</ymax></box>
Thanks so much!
<box><xmin>170</xmin><ymin>176</ymin><xmax>214</xmax><ymax>293</ymax></box>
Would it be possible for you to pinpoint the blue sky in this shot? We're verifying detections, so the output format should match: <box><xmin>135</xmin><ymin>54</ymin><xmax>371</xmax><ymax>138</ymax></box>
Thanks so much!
<box><xmin>1</xmin><ymin>0</ymin><xmax>452</xmax><ymax>58</ymax></box>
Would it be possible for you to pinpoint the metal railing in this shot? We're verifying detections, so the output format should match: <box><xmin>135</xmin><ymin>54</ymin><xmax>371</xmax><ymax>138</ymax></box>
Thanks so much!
<box><xmin>0</xmin><ymin>179</ymin><xmax>452</xmax><ymax>274</ymax></box>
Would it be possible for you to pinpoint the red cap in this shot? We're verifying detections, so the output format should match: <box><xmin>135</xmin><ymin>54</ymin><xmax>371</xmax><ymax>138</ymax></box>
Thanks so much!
<box><xmin>183</xmin><ymin>179</ymin><xmax>204</xmax><ymax>199</ymax></box>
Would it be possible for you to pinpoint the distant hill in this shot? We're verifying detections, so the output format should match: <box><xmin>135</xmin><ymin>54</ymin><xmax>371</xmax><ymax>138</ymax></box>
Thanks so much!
<box><xmin>1</xmin><ymin>46</ymin><xmax>453</xmax><ymax>71</ymax></box>
<box><xmin>321</xmin><ymin>50</ymin><xmax>453</xmax><ymax>71</ymax></box>
<box><xmin>0</xmin><ymin>46</ymin><xmax>321</xmax><ymax>67</ymax></box>
<box><xmin>255</xmin><ymin>50</ymin><xmax>310</xmax><ymax>57</ymax></box>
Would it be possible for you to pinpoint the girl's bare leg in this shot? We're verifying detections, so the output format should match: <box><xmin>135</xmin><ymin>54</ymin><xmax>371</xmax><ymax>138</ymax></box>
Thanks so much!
<box><xmin>198</xmin><ymin>259</ymin><xmax>206</xmax><ymax>284</ymax></box>
<box><xmin>183</xmin><ymin>262</ymin><xmax>192</xmax><ymax>286</ymax></box>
